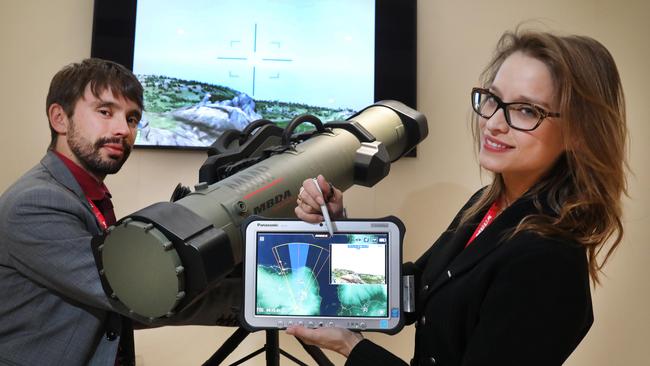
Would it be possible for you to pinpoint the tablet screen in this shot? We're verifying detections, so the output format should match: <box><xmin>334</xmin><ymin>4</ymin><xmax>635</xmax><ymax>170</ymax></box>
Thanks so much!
<box><xmin>255</xmin><ymin>232</ymin><xmax>388</xmax><ymax>318</ymax></box>
<box><xmin>242</xmin><ymin>218</ymin><xmax>404</xmax><ymax>333</ymax></box>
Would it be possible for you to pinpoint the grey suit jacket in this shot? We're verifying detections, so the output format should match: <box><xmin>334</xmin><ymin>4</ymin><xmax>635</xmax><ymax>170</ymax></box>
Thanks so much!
<box><xmin>0</xmin><ymin>151</ymin><xmax>241</xmax><ymax>366</ymax></box>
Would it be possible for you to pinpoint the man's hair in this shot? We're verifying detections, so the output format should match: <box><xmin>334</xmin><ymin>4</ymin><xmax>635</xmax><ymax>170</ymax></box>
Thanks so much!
<box><xmin>461</xmin><ymin>28</ymin><xmax>628</xmax><ymax>284</ymax></box>
<box><xmin>46</xmin><ymin>58</ymin><xmax>144</xmax><ymax>149</ymax></box>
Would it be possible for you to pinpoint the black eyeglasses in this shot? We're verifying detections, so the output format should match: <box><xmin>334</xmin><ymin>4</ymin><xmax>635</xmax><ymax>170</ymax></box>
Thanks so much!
<box><xmin>471</xmin><ymin>87</ymin><xmax>560</xmax><ymax>131</ymax></box>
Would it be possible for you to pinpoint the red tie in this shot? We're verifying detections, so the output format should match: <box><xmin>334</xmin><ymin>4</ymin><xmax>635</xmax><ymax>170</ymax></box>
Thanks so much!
<box><xmin>93</xmin><ymin>197</ymin><xmax>116</xmax><ymax>226</ymax></box>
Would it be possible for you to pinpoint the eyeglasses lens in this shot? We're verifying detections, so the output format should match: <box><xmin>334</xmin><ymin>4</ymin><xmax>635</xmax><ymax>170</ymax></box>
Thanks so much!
<box><xmin>472</xmin><ymin>90</ymin><xmax>541</xmax><ymax>131</ymax></box>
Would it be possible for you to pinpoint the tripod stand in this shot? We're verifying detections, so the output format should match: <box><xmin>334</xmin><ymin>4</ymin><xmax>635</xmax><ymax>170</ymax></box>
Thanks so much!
<box><xmin>203</xmin><ymin>327</ymin><xmax>334</xmax><ymax>366</ymax></box>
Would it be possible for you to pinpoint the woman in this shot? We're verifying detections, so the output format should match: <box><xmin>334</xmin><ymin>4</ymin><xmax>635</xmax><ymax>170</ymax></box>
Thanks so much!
<box><xmin>289</xmin><ymin>29</ymin><xmax>627</xmax><ymax>366</ymax></box>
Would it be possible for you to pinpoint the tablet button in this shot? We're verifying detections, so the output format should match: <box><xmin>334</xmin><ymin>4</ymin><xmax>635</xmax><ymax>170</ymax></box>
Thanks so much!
<box><xmin>298</xmin><ymin>321</ymin><xmax>304</xmax><ymax>326</ymax></box>
<box><xmin>287</xmin><ymin>321</ymin><xmax>293</xmax><ymax>326</ymax></box>
<box><xmin>308</xmin><ymin>321</ymin><xmax>314</xmax><ymax>328</ymax></box>
<box><xmin>277</xmin><ymin>321</ymin><xmax>284</xmax><ymax>328</ymax></box>
<box><xmin>328</xmin><ymin>321</ymin><xmax>335</xmax><ymax>327</ymax></box>
<box><xmin>359</xmin><ymin>322</ymin><xmax>366</xmax><ymax>330</ymax></box>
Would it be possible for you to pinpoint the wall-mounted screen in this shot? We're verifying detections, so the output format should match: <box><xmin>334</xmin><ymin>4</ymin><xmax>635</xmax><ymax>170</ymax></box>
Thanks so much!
<box><xmin>91</xmin><ymin>0</ymin><xmax>416</xmax><ymax>149</ymax></box>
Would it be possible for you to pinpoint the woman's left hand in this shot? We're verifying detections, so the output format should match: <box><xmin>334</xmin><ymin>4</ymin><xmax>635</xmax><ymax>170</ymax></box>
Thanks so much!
<box><xmin>286</xmin><ymin>325</ymin><xmax>363</xmax><ymax>357</ymax></box>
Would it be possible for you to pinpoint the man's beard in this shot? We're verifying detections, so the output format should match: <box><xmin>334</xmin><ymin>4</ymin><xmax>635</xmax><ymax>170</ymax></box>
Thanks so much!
<box><xmin>67</xmin><ymin>118</ymin><xmax>132</xmax><ymax>176</ymax></box>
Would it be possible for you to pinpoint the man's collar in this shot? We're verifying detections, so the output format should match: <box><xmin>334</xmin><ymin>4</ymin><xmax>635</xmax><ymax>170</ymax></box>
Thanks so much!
<box><xmin>52</xmin><ymin>150</ymin><xmax>111</xmax><ymax>201</ymax></box>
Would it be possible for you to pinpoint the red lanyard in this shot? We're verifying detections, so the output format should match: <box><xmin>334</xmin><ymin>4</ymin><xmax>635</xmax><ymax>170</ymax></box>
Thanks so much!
<box><xmin>466</xmin><ymin>200</ymin><xmax>500</xmax><ymax>247</ymax></box>
<box><xmin>87</xmin><ymin>198</ymin><xmax>108</xmax><ymax>231</ymax></box>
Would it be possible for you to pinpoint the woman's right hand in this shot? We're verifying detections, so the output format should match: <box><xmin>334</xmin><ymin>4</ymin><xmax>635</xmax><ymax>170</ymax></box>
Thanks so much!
<box><xmin>294</xmin><ymin>175</ymin><xmax>345</xmax><ymax>223</ymax></box>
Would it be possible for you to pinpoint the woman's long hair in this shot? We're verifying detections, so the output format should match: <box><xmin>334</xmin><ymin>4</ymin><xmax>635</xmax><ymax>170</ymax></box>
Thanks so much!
<box><xmin>461</xmin><ymin>29</ymin><xmax>628</xmax><ymax>284</ymax></box>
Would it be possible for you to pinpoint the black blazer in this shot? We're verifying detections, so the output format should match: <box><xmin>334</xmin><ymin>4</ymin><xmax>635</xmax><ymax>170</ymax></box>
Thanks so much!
<box><xmin>346</xmin><ymin>189</ymin><xmax>593</xmax><ymax>366</ymax></box>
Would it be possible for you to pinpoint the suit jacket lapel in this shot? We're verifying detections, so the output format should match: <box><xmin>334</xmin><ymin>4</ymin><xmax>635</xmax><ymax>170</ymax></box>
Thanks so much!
<box><xmin>421</xmin><ymin>220</ymin><xmax>477</xmax><ymax>297</ymax></box>
<box><xmin>417</xmin><ymin>213</ymin><xmax>482</xmax><ymax>310</ymax></box>
<box><xmin>450</xmin><ymin>197</ymin><xmax>541</xmax><ymax>276</ymax></box>
<box><xmin>40</xmin><ymin>151</ymin><xmax>101</xmax><ymax>234</ymax></box>
<box><xmin>420</xmin><ymin>196</ymin><xmax>540</xmax><ymax>304</ymax></box>
<box><xmin>41</xmin><ymin>151</ymin><xmax>86</xmax><ymax>202</ymax></box>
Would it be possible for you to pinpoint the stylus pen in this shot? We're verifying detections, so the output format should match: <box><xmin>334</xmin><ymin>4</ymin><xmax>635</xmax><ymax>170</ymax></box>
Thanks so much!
<box><xmin>312</xmin><ymin>178</ymin><xmax>334</xmax><ymax>236</ymax></box>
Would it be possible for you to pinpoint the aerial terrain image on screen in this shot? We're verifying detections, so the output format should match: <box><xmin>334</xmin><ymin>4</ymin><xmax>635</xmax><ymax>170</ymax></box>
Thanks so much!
<box><xmin>256</xmin><ymin>239</ymin><xmax>387</xmax><ymax>317</ymax></box>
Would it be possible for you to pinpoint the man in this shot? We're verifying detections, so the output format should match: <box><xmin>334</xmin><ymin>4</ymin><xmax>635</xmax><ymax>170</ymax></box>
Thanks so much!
<box><xmin>0</xmin><ymin>59</ymin><xmax>239</xmax><ymax>366</ymax></box>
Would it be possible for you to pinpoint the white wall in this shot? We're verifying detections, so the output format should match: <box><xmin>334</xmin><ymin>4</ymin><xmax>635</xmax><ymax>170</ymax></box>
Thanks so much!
<box><xmin>1</xmin><ymin>1</ymin><xmax>648</xmax><ymax>364</ymax></box>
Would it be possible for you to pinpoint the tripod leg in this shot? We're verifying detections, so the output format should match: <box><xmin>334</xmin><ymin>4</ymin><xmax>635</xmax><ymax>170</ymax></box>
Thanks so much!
<box><xmin>278</xmin><ymin>349</ymin><xmax>309</xmax><ymax>366</ymax></box>
<box><xmin>295</xmin><ymin>337</ymin><xmax>335</xmax><ymax>366</ymax></box>
<box><xmin>265</xmin><ymin>330</ymin><xmax>280</xmax><ymax>366</ymax></box>
<box><xmin>202</xmin><ymin>328</ymin><xmax>334</xmax><ymax>366</ymax></box>
<box><xmin>203</xmin><ymin>327</ymin><xmax>251</xmax><ymax>366</ymax></box>
<box><xmin>229</xmin><ymin>348</ymin><xmax>265</xmax><ymax>366</ymax></box>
